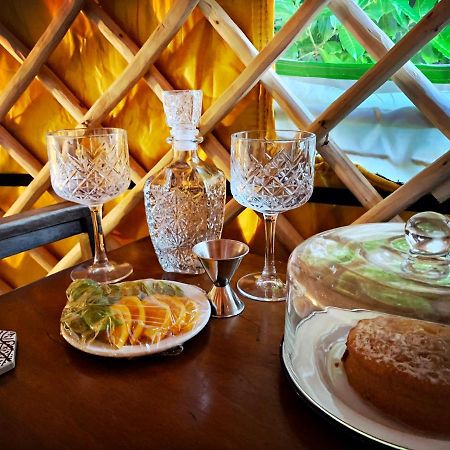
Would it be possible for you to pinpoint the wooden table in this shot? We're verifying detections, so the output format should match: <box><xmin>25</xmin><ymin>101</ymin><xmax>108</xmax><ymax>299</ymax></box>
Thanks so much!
<box><xmin>0</xmin><ymin>238</ymin><xmax>370</xmax><ymax>450</ymax></box>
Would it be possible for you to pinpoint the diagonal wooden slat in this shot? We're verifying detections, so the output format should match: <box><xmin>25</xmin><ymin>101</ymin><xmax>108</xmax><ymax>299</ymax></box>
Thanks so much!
<box><xmin>308</xmin><ymin>0</ymin><xmax>450</xmax><ymax>141</ymax></box>
<box><xmin>3</xmin><ymin>0</ymin><xmax>198</xmax><ymax>221</ymax></box>
<box><xmin>4</xmin><ymin>164</ymin><xmax>51</xmax><ymax>217</ymax></box>
<box><xmin>0</xmin><ymin>0</ymin><xmax>83</xmax><ymax>120</ymax></box>
<box><xmin>354</xmin><ymin>150</ymin><xmax>450</xmax><ymax>224</ymax></box>
<box><xmin>432</xmin><ymin>177</ymin><xmax>450</xmax><ymax>204</ymax></box>
<box><xmin>329</xmin><ymin>0</ymin><xmax>450</xmax><ymax>139</ymax></box>
<box><xmin>0</xmin><ymin>125</ymin><xmax>43</xmax><ymax>176</ymax></box>
<box><xmin>198</xmin><ymin>0</ymin><xmax>400</xmax><ymax>219</ymax></box>
<box><xmin>0</xmin><ymin>22</ymin><xmax>147</xmax><ymax>182</ymax></box>
<box><xmin>199</xmin><ymin>0</ymin><xmax>328</xmax><ymax>136</ymax></box>
<box><xmin>81</xmin><ymin>0</ymin><xmax>199</xmax><ymax>128</ymax></box>
<box><xmin>2</xmin><ymin>0</ymin><xmax>448</xmax><ymax>279</ymax></box>
<box><xmin>0</xmin><ymin>22</ymin><xmax>85</xmax><ymax>123</ymax></box>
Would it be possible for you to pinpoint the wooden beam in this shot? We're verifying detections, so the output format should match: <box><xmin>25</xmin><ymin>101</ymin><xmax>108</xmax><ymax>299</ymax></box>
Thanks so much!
<box><xmin>199</xmin><ymin>0</ymin><xmax>402</xmax><ymax>220</ymax></box>
<box><xmin>0</xmin><ymin>125</ymin><xmax>43</xmax><ymax>177</ymax></box>
<box><xmin>81</xmin><ymin>0</ymin><xmax>199</xmax><ymax>128</ymax></box>
<box><xmin>0</xmin><ymin>0</ymin><xmax>83</xmax><ymax>120</ymax></box>
<box><xmin>308</xmin><ymin>0</ymin><xmax>450</xmax><ymax>141</ymax></box>
<box><xmin>199</xmin><ymin>0</ymin><xmax>328</xmax><ymax>136</ymax></box>
<box><xmin>432</xmin><ymin>177</ymin><xmax>450</xmax><ymax>203</ymax></box>
<box><xmin>0</xmin><ymin>21</ymin><xmax>147</xmax><ymax>182</ymax></box>
<box><xmin>329</xmin><ymin>0</ymin><xmax>450</xmax><ymax>139</ymax></box>
<box><xmin>354</xmin><ymin>150</ymin><xmax>450</xmax><ymax>224</ymax></box>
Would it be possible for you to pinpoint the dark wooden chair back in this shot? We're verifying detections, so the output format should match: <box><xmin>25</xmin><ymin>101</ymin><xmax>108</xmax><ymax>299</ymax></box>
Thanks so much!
<box><xmin>0</xmin><ymin>202</ymin><xmax>95</xmax><ymax>259</ymax></box>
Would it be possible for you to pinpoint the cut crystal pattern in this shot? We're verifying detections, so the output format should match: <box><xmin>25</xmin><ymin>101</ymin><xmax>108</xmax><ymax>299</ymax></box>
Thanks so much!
<box><xmin>49</xmin><ymin>135</ymin><xmax>130</xmax><ymax>206</ymax></box>
<box><xmin>145</xmin><ymin>170</ymin><xmax>225</xmax><ymax>274</ymax></box>
<box><xmin>144</xmin><ymin>89</ymin><xmax>225</xmax><ymax>274</ymax></box>
<box><xmin>231</xmin><ymin>143</ymin><xmax>315</xmax><ymax>214</ymax></box>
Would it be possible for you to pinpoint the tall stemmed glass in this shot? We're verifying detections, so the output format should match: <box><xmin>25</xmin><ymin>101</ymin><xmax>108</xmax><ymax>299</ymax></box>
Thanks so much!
<box><xmin>231</xmin><ymin>130</ymin><xmax>316</xmax><ymax>301</ymax></box>
<box><xmin>47</xmin><ymin>128</ymin><xmax>133</xmax><ymax>283</ymax></box>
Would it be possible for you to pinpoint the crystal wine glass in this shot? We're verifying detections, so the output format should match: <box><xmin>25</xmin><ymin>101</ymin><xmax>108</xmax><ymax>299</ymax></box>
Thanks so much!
<box><xmin>231</xmin><ymin>130</ymin><xmax>316</xmax><ymax>301</ymax></box>
<box><xmin>47</xmin><ymin>128</ymin><xmax>133</xmax><ymax>283</ymax></box>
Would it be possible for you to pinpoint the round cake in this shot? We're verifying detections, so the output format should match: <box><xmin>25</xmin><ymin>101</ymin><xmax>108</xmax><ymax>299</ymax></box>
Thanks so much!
<box><xmin>343</xmin><ymin>315</ymin><xmax>450</xmax><ymax>435</ymax></box>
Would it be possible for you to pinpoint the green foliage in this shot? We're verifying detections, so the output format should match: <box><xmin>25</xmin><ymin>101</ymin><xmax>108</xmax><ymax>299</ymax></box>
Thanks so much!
<box><xmin>275</xmin><ymin>0</ymin><xmax>450</xmax><ymax>66</ymax></box>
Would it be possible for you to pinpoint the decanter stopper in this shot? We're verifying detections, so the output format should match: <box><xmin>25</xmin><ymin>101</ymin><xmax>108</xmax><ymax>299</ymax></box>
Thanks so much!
<box><xmin>162</xmin><ymin>90</ymin><xmax>203</xmax><ymax>149</ymax></box>
<box><xmin>403</xmin><ymin>211</ymin><xmax>450</xmax><ymax>279</ymax></box>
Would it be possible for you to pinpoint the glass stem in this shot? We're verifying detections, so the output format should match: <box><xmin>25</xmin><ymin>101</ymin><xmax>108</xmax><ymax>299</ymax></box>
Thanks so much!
<box><xmin>261</xmin><ymin>213</ymin><xmax>279</xmax><ymax>281</ymax></box>
<box><xmin>90</xmin><ymin>205</ymin><xmax>110</xmax><ymax>268</ymax></box>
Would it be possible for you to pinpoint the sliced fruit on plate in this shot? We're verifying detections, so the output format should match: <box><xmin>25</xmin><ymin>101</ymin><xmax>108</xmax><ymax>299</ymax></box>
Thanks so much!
<box><xmin>180</xmin><ymin>299</ymin><xmax>200</xmax><ymax>333</ymax></box>
<box><xmin>141</xmin><ymin>297</ymin><xmax>172</xmax><ymax>344</ymax></box>
<box><xmin>108</xmin><ymin>304</ymin><xmax>132</xmax><ymax>348</ymax></box>
<box><xmin>155</xmin><ymin>294</ymin><xmax>187</xmax><ymax>334</ymax></box>
<box><xmin>118</xmin><ymin>296</ymin><xmax>146</xmax><ymax>344</ymax></box>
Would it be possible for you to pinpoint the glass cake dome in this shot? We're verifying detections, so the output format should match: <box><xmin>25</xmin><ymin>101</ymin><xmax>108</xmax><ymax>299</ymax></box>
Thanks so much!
<box><xmin>281</xmin><ymin>212</ymin><xmax>450</xmax><ymax>449</ymax></box>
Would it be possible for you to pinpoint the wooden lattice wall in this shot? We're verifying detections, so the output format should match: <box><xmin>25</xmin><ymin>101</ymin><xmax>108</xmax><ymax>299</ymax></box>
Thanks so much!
<box><xmin>0</xmin><ymin>0</ymin><xmax>449</xmax><ymax>293</ymax></box>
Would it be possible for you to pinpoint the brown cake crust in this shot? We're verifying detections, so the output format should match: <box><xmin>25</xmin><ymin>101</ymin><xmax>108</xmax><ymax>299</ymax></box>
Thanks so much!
<box><xmin>343</xmin><ymin>316</ymin><xmax>450</xmax><ymax>435</ymax></box>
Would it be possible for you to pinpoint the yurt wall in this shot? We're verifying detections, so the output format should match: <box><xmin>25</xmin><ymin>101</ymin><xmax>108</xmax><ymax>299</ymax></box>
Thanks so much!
<box><xmin>0</xmin><ymin>0</ymin><xmax>449</xmax><ymax>292</ymax></box>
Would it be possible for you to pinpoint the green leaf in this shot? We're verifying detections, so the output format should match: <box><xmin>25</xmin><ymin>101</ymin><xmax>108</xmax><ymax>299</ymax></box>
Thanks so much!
<box><xmin>419</xmin><ymin>42</ymin><xmax>440</xmax><ymax>64</ymax></box>
<box><xmin>365</xmin><ymin>0</ymin><xmax>384</xmax><ymax>22</ymax></box>
<box><xmin>414</xmin><ymin>0</ymin><xmax>437</xmax><ymax>17</ymax></box>
<box><xmin>431</xmin><ymin>28</ymin><xmax>450</xmax><ymax>59</ymax></box>
<box><xmin>338</xmin><ymin>27</ymin><xmax>365</xmax><ymax>61</ymax></box>
<box><xmin>378</xmin><ymin>14</ymin><xmax>400</xmax><ymax>40</ymax></box>
<box><xmin>380</xmin><ymin>0</ymin><xmax>395</xmax><ymax>15</ymax></box>
<box><xmin>393</xmin><ymin>0</ymin><xmax>420</xmax><ymax>22</ymax></box>
<box><xmin>318</xmin><ymin>48</ymin><xmax>342</xmax><ymax>63</ymax></box>
<box><xmin>281</xmin><ymin>44</ymin><xmax>299</xmax><ymax>60</ymax></box>
<box><xmin>315</xmin><ymin>15</ymin><xmax>335</xmax><ymax>43</ymax></box>
<box><xmin>391</xmin><ymin>6</ymin><xmax>410</xmax><ymax>29</ymax></box>
<box><xmin>323</xmin><ymin>41</ymin><xmax>341</xmax><ymax>55</ymax></box>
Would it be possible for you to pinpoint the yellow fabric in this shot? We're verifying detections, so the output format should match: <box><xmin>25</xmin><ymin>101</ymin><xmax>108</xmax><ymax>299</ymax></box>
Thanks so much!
<box><xmin>0</xmin><ymin>0</ymin><xmax>274</xmax><ymax>289</ymax></box>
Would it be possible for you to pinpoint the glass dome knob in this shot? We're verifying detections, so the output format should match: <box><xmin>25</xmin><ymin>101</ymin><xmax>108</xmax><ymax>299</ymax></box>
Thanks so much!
<box><xmin>405</xmin><ymin>211</ymin><xmax>450</xmax><ymax>257</ymax></box>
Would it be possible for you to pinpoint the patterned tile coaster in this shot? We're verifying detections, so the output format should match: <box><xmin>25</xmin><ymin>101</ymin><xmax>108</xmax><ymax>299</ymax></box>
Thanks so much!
<box><xmin>0</xmin><ymin>330</ymin><xmax>17</xmax><ymax>375</ymax></box>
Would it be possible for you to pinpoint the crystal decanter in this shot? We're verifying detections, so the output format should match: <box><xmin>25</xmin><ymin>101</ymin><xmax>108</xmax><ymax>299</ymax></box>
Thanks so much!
<box><xmin>144</xmin><ymin>90</ymin><xmax>226</xmax><ymax>274</ymax></box>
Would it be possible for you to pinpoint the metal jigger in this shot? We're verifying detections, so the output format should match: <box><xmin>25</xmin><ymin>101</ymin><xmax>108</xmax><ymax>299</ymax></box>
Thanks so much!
<box><xmin>193</xmin><ymin>239</ymin><xmax>249</xmax><ymax>318</ymax></box>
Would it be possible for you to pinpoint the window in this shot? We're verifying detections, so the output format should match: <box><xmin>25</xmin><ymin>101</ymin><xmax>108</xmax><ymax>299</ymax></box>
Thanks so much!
<box><xmin>274</xmin><ymin>0</ymin><xmax>450</xmax><ymax>183</ymax></box>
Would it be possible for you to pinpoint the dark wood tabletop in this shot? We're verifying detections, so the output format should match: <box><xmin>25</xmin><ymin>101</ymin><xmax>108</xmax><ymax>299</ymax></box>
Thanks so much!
<box><xmin>0</xmin><ymin>238</ymin><xmax>372</xmax><ymax>450</ymax></box>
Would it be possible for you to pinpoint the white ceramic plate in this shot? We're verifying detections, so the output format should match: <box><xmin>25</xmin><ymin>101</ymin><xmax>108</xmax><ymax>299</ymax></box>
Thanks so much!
<box><xmin>61</xmin><ymin>279</ymin><xmax>211</xmax><ymax>358</ymax></box>
<box><xmin>282</xmin><ymin>308</ymin><xmax>450</xmax><ymax>450</ymax></box>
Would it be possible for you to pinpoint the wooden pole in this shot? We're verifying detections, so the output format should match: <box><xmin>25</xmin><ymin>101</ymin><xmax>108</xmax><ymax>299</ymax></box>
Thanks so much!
<box><xmin>308</xmin><ymin>0</ymin><xmax>450</xmax><ymax>141</ymax></box>
<box><xmin>0</xmin><ymin>22</ymin><xmax>147</xmax><ymax>182</ymax></box>
<box><xmin>354</xmin><ymin>150</ymin><xmax>450</xmax><ymax>224</ymax></box>
<box><xmin>0</xmin><ymin>125</ymin><xmax>43</xmax><ymax>177</ymax></box>
<box><xmin>4</xmin><ymin>164</ymin><xmax>51</xmax><ymax>217</ymax></box>
<box><xmin>0</xmin><ymin>0</ymin><xmax>83</xmax><ymax>120</ymax></box>
<box><xmin>432</xmin><ymin>177</ymin><xmax>450</xmax><ymax>203</ymax></box>
<box><xmin>329</xmin><ymin>0</ymin><xmax>450</xmax><ymax>139</ymax></box>
<box><xmin>199</xmin><ymin>0</ymin><xmax>328</xmax><ymax>136</ymax></box>
<box><xmin>199</xmin><ymin>0</ymin><xmax>403</xmax><ymax>220</ymax></box>
<box><xmin>81</xmin><ymin>0</ymin><xmax>199</xmax><ymax>128</ymax></box>
<box><xmin>83</xmin><ymin>0</ymin><xmax>231</xmax><ymax>178</ymax></box>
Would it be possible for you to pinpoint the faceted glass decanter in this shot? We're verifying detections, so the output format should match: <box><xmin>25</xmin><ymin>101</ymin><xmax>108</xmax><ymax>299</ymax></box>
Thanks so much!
<box><xmin>144</xmin><ymin>90</ymin><xmax>226</xmax><ymax>274</ymax></box>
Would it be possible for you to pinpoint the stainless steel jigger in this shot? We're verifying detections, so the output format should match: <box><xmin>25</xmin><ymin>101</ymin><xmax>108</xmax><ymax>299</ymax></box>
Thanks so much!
<box><xmin>193</xmin><ymin>239</ymin><xmax>249</xmax><ymax>318</ymax></box>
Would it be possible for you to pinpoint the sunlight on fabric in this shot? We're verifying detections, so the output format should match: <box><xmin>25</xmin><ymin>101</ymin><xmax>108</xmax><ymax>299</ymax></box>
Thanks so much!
<box><xmin>237</xmin><ymin>208</ymin><xmax>259</xmax><ymax>244</ymax></box>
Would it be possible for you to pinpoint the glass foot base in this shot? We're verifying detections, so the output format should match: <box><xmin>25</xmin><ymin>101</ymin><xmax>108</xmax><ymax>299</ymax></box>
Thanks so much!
<box><xmin>237</xmin><ymin>272</ymin><xmax>286</xmax><ymax>302</ymax></box>
<box><xmin>70</xmin><ymin>261</ymin><xmax>133</xmax><ymax>284</ymax></box>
